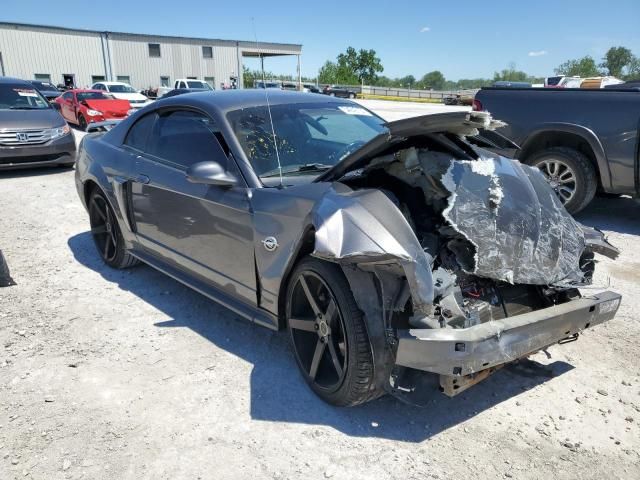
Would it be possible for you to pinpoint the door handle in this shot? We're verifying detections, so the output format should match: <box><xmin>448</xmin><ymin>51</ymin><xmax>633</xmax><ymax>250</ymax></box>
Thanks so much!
<box><xmin>133</xmin><ymin>174</ymin><xmax>150</xmax><ymax>184</ymax></box>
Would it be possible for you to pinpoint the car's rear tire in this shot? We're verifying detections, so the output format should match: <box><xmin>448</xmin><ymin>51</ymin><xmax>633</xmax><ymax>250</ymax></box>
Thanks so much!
<box><xmin>527</xmin><ymin>146</ymin><xmax>597</xmax><ymax>214</ymax></box>
<box><xmin>286</xmin><ymin>257</ymin><xmax>381</xmax><ymax>406</ymax></box>
<box><xmin>348</xmin><ymin>92</ymin><xmax>356</xmax><ymax>99</ymax></box>
<box><xmin>88</xmin><ymin>189</ymin><xmax>139</xmax><ymax>269</ymax></box>
<box><xmin>78</xmin><ymin>114</ymin><xmax>87</xmax><ymax>131</ymax></box>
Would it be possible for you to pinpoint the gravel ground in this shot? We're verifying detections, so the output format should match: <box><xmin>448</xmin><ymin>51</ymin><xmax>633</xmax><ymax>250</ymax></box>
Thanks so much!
<box><xmin>1</xmin><ymin>103</ymin><xmax>639</xmax><ymax>480</ymax></box>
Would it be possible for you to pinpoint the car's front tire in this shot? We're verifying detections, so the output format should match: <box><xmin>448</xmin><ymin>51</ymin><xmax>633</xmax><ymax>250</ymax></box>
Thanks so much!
<box><xmin>527</xmin><ymin>147</ymin><xmax>597</xmax><ymax>214</ymax></box>
<box><xmin>286</xmin><ymin>257</ymin><xmax>381</xmax><ymax>406</ymax></box>
<box><xmin>348</xmin><ymin>92</ymin><xmax>356</xmax><ymax>99</ymax></box>
<box><xmin>88</xmin><ymin>189</ymin><xmax>139</xmax><ymax>269</ymax></box>
<box><xmin>78</xmin><ymin>114</ymin><xmax>87</xmax><ymax>131</ymax></box>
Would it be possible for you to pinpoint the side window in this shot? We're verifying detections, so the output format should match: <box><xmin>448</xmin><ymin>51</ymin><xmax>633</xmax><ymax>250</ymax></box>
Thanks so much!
<box><xmin>146</xmin><ymin>110</ymin><xmax>228</xmax><ymax>169</ymax></box>
<box><xmin>124</xmin><ymin>113</ymin><xmax>156</xmax><ymax>152</ymax></box>
<box><xmin>62</xmin><ymin>92</ymin><xmax>73</xmax><ymax>101</ymax></box>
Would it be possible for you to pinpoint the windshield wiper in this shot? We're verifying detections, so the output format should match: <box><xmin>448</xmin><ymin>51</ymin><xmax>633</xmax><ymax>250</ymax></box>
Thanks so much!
<box><xmin>261</xmin><ymin>163</ymin><xmax>333</xmax><ymax>178</ymax></box>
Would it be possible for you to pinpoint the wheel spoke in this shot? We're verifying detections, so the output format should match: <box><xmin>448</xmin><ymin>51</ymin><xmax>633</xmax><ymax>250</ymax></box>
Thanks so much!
<box><xmin>309</xmin><ymin>339</ymin><xmax>326</xmax><ymax>380</ymax></box>
<box><xmin>324</xmin><ymin>299</ymin><xmax>337</xmax><ymax>327</ymax></box>
<box><xmin>299</xmin><ymin>275</ymin><xmax>322</xmax><ymax>317</ymax></box>
<box><xmin>289</xmin><ymin>317</ymin><xmax>316</xmax><ymax>332</ymax></box>
<box><xmin>558</xmin><ymin>186</ymin><xmax>573</xmax><ymax>199</ymax></box>
<box><xmin>90</xmin><ymin>198</ymin><xmax>106</xmax><ymax>221</ymax></box>
<box><xmin>558</xmin><ymin>172</ymin><xmax>575</xmax><ymax>184</ymax></box>
<box><xmin>327</xmin><ymin>339</ymin><xmax>343</xmax><ymax>378</ymax></box>
<box><xmin>103</xmin><ymin>235</ymin><xmax>111</xmax><ymax>258</ymax></box>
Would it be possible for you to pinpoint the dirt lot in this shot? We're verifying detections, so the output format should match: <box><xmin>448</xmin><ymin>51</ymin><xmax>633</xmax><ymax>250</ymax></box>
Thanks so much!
<box><xmin>1</xmin><ymin>101</ymin><xmax>639</xmax><ymax>480</ymax></box>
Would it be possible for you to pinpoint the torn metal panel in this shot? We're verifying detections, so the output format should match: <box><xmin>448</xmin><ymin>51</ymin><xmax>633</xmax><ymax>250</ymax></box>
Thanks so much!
<box><xmin>311</xmin><ymin>187</ymin><xmax>436</xmax><ymax>316</ymax></box>
<box><xmin>440</xmin><ymin>155</ymin><xmax>588</xmax><ymax>286</ymax></box>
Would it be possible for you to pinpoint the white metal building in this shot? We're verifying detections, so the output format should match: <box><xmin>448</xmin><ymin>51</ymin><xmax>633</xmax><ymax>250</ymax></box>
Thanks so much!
<box><xmin>0</xmin><ymin>22</ymin><xmax>302</xmax><ymax>90</ymax></box>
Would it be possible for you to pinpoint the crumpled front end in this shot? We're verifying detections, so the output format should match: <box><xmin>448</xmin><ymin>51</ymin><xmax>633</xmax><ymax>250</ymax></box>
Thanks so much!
<box><xmin>310</xmin><ymin>112</ymin><xmax>620</xmax><ymax>399</ymax></box>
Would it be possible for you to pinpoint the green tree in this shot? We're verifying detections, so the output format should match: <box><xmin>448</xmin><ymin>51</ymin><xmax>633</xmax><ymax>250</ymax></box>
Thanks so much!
<box><xmin>419</xmin><ymin>71</ymin><xmax>446</xmax><ymax>90</ymax></box>
<box><xmin>626</xmin><ymin>56</ymin><xmax>640</xmax><ymax>79</ymax></box>
<box><xmin>493</xmin><ymin>62</ymin><xmax>529</xmax><ymax>82</ymax></box>
<box><xmin>555</xmin><ymin>56</ymin><xmax>601</xmax><ymax>77</ymax></box>
<box><xmin>318</xmin><ymin>61</ymin><xmax>339</xmax><ymax>84</ymax></box>
<box><xmin>396</xmin><ymin>75</ymin><xmax>416</xmax><ymax>88</ymax></box>
<box><xmin>321</xmin><ymin>47</ymin><xmax>383</xmax><ymax>85</ymax></box>
<box><xmin>601</xmin><ymin>47</ymin><xmax>634</xmax><ymax>77</ymax></box>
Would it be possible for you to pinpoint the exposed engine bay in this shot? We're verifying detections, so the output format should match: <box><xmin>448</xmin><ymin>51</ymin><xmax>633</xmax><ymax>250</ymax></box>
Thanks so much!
<box><xmin>309</xmin><ymin>111</ymin><xmax>620</xmax><ymax>399</ymax></box>
<box><xmin>335</xmin><ymin>138</ymin><xmax>613</xmax><ymax>331</ymax></box>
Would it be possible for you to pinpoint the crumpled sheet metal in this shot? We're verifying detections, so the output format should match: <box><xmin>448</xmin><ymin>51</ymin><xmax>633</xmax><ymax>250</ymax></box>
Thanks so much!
<box><xmin>441</xmin><ymin>155</ymin><xmax>587</xmax><ymax>285</ymax></box>
<box><xmin>312</xmin><ymin>188</ymin><xmax>435</xmax><ymax>314</ymax></box>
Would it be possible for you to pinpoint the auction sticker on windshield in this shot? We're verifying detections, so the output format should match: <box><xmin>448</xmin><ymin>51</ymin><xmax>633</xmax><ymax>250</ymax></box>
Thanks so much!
<box><xmin>338</xmin><ymin>106</ymin><xmax>372</xmax><ymax>116</ymax></box>
<box><xmin>14</xmin><ymin>89</ymin><xmax>38</xmax><ymax>97</ymax></box>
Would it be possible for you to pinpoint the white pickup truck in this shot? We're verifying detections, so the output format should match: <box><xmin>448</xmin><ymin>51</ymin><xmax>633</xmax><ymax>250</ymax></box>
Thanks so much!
<box><xmin>155</xmin><ymin>79</ymin><xmax>213</xmax><ymax>98</ymax></box>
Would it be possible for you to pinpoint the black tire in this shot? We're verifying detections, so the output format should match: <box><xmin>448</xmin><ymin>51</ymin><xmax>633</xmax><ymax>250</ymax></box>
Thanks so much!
<box><xmin>286</xmin><ymin>257</ymin><xmax>381</xmax><ymax>406</ymax></box>
<box><xmin>348</xmin><ymin>92</ymin><xmax>356</xmax><ymax>99</ymax></box>
<box><xmin>526</xmin><ymin>146</ymin><xmax>597</xmax><ymax>214</ymax></box>
<box><xmin>88</xmin><ymin>189</ymin><xmax>139</xmax><ymax>269</ymax></box>
<box><xmin>78</xmin><ymin>114</ymin><xmax>87</xmax><ymax>131</ymax></box>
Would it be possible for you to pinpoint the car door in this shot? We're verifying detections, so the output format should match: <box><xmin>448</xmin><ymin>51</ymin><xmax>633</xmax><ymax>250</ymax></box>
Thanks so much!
<box><xmin>59</xmin><ymin>92</ymin><xmax>75</xmax><ymax>122</ymax></box>
<box><xmin>127</xmin><ymin>108</ymin><xmax>257</xmax><ymax>304</ymax></box>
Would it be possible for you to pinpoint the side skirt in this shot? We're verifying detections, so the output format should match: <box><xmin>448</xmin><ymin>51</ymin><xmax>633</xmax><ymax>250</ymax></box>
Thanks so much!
<box><xmin>131</xmin><ymin>250</ymin><xmax>279</xmax><ymax>331</ymax></box>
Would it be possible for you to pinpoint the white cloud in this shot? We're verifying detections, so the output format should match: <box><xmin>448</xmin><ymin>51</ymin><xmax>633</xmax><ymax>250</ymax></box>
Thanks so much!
<box><xmin>419</xmin><ymin>26</ymin><xmax>430</xmax><ymax>33</ymax></box>
<box><xmin>528</xmin><ymin>50</ymin><xmax>548</xmax><ymax>57</ymax></box>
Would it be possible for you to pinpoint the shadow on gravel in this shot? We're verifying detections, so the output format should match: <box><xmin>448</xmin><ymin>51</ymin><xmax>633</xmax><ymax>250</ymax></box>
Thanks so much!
<box><xmin>576</xmin><ymin>196</ymin><xmax>640</xmax><ymax>235</ymax></box>
<box><xmin>69</xmin><ymin>231</ymin><xmax>572</xmax><ymax>442</ymax></box>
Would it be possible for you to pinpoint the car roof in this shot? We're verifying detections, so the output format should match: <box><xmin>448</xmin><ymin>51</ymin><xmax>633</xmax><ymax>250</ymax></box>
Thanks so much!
<box><xmin>155</xmin><ymin>89</ymin><xmax>352</xmax><ymax>113</ymax></box>
<box><xmin>70</xmin><ymin>89</ymin><xmax>105</xmax><ymax>93</ymax></box>
<box><xmin>0</xmin><ymin>76</ymin><xmax>33</xmax><ymax>86</ymax></box>
<box><xmin>100</xmin><ymin>81</ymin><xmax>131</xmax><ymax>86</ymax></box>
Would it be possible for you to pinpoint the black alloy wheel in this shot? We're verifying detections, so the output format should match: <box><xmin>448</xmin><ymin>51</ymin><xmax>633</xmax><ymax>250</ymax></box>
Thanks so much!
<box><xmin>286</xmin><ymin>257</ymin><xmax>380</xmax><ymax>406</ymax></box>
<box><xmin>288</xmin><ymin>270</ymin><xmax>348</xmax><ymax>390</ymax></box>
<box><xmin>88</xmin><ymin>189</ymin><xmax>139</xmax><ymax>269</ymax></box>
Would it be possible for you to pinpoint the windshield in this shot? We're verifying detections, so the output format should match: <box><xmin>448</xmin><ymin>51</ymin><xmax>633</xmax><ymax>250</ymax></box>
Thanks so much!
<box><xmin>108</xmin><ymin>84</ymin><xmax>136</xmax><ymax>93</ymax></box>
<box><xmin>77</xmin><ymin>92</ymin><xmax>112</xmax><ymax>101</ymax></box>
<box><xmin>32</xmin><ymin>81</ymin><xmax>58</xmax><ymax>92</ymax></box>
<box><xmin>0</xmin><ymin>85</ymin><xmax>51</xmax><ymax>110</ymax></box>
<box><xmin>227</xmin><ymin>102</ymin><xmax>387</xmax><ymax>178</ymax></box>
<box><xmin>186</xmin><ymin>81</ymin><xmax>212</xmax><ymax>90</ymax></box>
<box><xmin>546</xmin><ymin>76</ymin><xmax>563</xmax><ymax>86</ymax></box>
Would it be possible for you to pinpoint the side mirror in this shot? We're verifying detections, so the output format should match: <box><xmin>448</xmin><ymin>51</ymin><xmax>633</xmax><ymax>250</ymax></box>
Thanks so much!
<box><xmin>186</xmin><ymin>161</ymin><xmax>237</xmax><ymax>187</ymax></box>
<box><xmin>51</xmin><ymin>102</ymin><xmax>61</xmax><ymax>110</ymax></box>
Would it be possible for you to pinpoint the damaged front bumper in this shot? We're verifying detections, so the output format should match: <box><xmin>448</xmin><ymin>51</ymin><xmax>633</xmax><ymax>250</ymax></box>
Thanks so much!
<box><xmin>394</xmin><ymin>291</ymin><xmax>620</xmax><ymax>382</ymax></box>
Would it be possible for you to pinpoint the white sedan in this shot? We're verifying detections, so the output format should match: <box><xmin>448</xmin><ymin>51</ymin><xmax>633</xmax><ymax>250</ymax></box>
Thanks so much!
<box><xmin>91</xmin><ymin>81</ymin><xmax>152</xmax><ymax>109</ymax></box>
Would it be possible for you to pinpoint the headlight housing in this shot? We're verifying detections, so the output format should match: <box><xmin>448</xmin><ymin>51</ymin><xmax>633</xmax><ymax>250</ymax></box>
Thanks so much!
<box><xmin>50</xmin><ymin>124</ymin><xmax>71</xmax><ymax>140</ymax></box>
<box><xmin>86</xmin><ymin>109</ymin><xmax>103</xmax><ymax>116</ymax></box>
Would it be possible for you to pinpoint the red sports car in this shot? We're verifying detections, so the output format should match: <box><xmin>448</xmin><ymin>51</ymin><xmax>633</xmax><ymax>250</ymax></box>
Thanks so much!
<box><xmin>55</xmin><ymin>89</ymin><xmax>132</xmax><ymax>130</ymax></box>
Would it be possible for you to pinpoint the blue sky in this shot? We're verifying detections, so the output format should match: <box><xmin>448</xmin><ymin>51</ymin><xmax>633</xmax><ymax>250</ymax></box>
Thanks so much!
<box><xmin>5</xmin><ymin>0</ymin><xmax>640</xmax><ymax>80</ymax></box>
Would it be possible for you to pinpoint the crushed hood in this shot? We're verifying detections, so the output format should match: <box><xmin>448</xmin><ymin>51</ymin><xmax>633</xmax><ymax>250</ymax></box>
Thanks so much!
<box><xmin>315</xmin><ymin>111</ymin><xmax>511</xmax><ymax>183</ymax></box>
<box><xmin>311</xmin><ymin>111</ymin><xmax>618</xmax><ymax>295</ymax></box>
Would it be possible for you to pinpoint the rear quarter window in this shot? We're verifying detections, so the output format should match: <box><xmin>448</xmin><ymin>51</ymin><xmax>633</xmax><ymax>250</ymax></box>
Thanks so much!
<box><xmin>124</xmin><ymin>113</ymin><xmax>157</xmax><ymax>152</ymax></box>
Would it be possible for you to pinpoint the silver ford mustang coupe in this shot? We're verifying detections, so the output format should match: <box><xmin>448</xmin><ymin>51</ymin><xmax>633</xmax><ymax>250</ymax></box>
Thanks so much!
<box><xmin>75</xmin><ymin>90</ymin><xmax>621</xmax><ymax>406</ymax></box>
